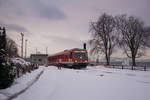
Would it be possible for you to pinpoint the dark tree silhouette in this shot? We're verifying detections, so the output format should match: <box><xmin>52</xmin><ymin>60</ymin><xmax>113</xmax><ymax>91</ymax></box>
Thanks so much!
<box><xmin>0</xmin><ymin>27</ymin><xmax>6</xmax><ymax>51</ymax></box>
<box><xmin>115</xmin><ymin>15</ymin><xmax>150</xmax><ymax>66</ymax></box>
<box><xmin>0</xmin><ymin>27</ymin><xmax>15</xmax><ymax>89</ymax></box>
<box><xmin>89</xmin><ymin>13</ymin><xmax>118</xmax><ymax>66</ymax></box>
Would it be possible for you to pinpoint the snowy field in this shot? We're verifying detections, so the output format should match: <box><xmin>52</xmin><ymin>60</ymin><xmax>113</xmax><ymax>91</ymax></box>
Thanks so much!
<box><xmin>10</xmin><ymin>65</ymin><xmax>150</xmax><ymax>100</ymax></box>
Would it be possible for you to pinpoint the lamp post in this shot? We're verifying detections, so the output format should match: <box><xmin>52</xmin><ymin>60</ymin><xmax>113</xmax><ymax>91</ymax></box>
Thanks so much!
<box><xmin>25</xmin><ymin>39</ymin><xmax>28</xmax><ymax>59</ymax></box>
<box><xmin>46</xmin><ymin>47</ymin><xmax>48</xmax><ymax>54</ymax></box>
<box><xmin>20</xmin><ymin>33</ymin><xmax>24</xmax><ymax>58</ymax></box>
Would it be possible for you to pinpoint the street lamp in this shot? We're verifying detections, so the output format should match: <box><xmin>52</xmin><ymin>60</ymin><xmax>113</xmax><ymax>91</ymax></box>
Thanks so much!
<box><xmin>25</xmin><ymin>39</ymin><xmax>28</xmax><ymax>59</ymax></box>
<box><xmin>20</xmin><ymin>33</ymin><xmax>24</xmax><ymax>58</ymax></box>
<box><xmin>96</xmin><ymin>44</ymin><xmax>100</xmax><ymax>48</ymax></box>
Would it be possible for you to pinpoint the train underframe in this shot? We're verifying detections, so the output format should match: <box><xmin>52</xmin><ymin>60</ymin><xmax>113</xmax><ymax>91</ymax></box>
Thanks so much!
<box><xmin>48</xmin><ymin>62</ymin><xmax>88</xmax><ymax>69</ymax></box>
<box><xmin>65</xmin><ymin>63</ymin><xmax>88</xmax><ymax>69</ymax></box>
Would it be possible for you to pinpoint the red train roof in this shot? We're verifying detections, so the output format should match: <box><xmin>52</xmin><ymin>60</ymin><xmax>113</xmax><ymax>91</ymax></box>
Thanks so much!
<box><xmin>48</xmin><ymin>49</ymin><xmax>72</xmax><ymax>57</ymax></box>
<box><xmin>48</xmin><ymin>48</ymin><xmax>87</xmax><ymax>57</ymax></box>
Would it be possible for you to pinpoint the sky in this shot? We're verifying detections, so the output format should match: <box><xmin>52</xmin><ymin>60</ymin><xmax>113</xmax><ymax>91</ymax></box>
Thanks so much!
<box><xmin>0</xmin><ymin>0</ymin><xmax>150</xmax><ymax>59</ymax></box>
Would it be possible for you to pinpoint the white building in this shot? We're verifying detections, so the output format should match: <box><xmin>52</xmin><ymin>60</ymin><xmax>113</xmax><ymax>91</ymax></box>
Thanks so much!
<box><xmin>30</xmin><ymin>54</ymin><xmax>48</xmax><ymax>65</ymax></box>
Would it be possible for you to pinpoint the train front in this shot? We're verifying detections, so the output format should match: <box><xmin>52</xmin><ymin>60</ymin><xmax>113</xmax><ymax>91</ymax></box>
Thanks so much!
<box><xmin>71</xmin><ymin>48</ymin><xmax>88</xmax><ymax>68</ymax></box>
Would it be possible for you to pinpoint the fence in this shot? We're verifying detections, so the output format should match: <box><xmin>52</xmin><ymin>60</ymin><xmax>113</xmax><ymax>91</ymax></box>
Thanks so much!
<box><xmin>96</xmin><ymin>61</ymin><xmax>150</xmax><ymax>71</ymax></box>
<box><xmin>109</xmin><ymin>64</ymin><xmax>150</xmax><ymax>71</ymax></box>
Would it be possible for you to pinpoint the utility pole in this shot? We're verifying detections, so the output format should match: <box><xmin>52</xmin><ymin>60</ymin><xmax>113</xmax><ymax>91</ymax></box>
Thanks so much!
<box><xmin>46</xmin><ymin>47</ymin><xmax>48</xmax><ymax>54</ymax></box>
<box><xmin>20</xmin><ymin>33</ymin><xmax>24</xmax><ymax>58</ymax></box>
<box><xmin>25</xmin><ymin>39</ymin><xmax>28</xmax><ymax>59</ymax></box>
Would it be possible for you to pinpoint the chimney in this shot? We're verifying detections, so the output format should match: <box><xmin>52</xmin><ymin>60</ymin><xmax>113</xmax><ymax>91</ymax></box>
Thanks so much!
<box><xmin>83</xmin><ymin>43</ymin><xmax>86</xmax><ymax>50</ymax></box>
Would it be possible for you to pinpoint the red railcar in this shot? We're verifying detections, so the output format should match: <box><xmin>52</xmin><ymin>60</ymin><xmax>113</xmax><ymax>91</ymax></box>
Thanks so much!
<box><xmin>47</xmin><ymin>48</ymin><xmax>88</xmax><ymax>69</ymax></box>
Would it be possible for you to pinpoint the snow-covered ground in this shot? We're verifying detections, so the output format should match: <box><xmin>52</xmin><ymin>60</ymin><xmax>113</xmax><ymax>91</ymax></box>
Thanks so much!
<box><xmin>10</xmin><ymin>66</ymin><xmax>150</xmax><ymax>100</ymax></box>
<box><xmin>0</xmin><ymin>67</ymin><xmax>44</xmax><ymax>100</ymax></box>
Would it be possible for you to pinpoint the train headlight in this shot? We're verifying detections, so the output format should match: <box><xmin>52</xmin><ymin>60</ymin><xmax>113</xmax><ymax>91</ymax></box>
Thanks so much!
<box><xmin>75</xmin><ymin>60</ymin><xmax>77</xmax><ymax>62</ymax></box>
<box><xmin>85</xmin><ymin>60</ymin><xmax>87</xmax><ymax>62</ymax></box>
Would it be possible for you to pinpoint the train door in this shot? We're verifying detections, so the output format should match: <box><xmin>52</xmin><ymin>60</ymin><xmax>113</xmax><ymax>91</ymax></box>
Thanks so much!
<box><xmin>58</xmin><ymin>55</ymin><xmax>62</xmax><ymax>63</ymax></box>
<box><xmin>64</xmin><ymin>55</ymin><xmax>67</xmax><ymax>63</ymax></box>
<box><xmin>66</xmin><ymin>55</ymin><xmax>69</xmax><ymax>62</ymax></box>
<box><xmin>69</xmin><ymin>52</ymin><xmax>72</xmax><ymax>63</ymax></box>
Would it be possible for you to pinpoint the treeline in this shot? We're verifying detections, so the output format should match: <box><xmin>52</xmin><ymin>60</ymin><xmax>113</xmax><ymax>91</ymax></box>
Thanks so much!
<box><xmin>0</xmin><ymin>27</ymin><xmax>36</xmax><ymax>89</ymax></box>
<box><xmin>89</xmin><ymin>13</ymin><xmax>150</xmax><ymax>66</ymax></box>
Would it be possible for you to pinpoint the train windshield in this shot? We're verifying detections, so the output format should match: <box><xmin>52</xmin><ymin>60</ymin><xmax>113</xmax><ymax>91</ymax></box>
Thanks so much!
<box><xmin>73</xmin><ymin>51</ymin><xmax>88</xmax><ymax>60</ymax></box>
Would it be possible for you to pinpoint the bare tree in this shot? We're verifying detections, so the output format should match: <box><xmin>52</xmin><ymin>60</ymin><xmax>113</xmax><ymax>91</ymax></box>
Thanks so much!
<box><xmin>6</xmin><ymin>37</ymin><xmax>18</xmax><ymax>57</ymax></box>
<box><xmin>115</xmin><ymin>15</ymin><xmax>150</xmax><ymax>66</ymax></box>
<box><xmin>89</xmin><ymin>13</ymin><xmax>117</xmax><ymax>65</ymax></box>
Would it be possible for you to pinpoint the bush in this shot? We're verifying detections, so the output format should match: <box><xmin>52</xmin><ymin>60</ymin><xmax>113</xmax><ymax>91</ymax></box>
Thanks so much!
<box><xmin>0</xmin><ymin>56</ymin><xmax>16</xmax><ymax>89</ymax></box>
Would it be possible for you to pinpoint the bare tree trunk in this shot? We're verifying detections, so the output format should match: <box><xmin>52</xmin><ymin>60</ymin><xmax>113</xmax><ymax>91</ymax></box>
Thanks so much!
<box><xmin>105</xmin><ymin>54</ymin><xmax>110</xmax><ymax>66</ymax></box>
<box><xmin>132</xmin><ymin>56</ymin><xmax>136</xmax><ymax>66</ymax></box>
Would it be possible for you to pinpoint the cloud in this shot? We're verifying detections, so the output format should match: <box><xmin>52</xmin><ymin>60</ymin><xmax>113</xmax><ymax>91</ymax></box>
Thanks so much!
<box><xmin>0</xmin><ymin>0</ymin><xmax>66</xmax><ymax>20</ymax></box>
<box><xmin>0</xmin><ymin>21</ymin><xmax>30</xmax><ymax>35</ymax></box>
<box><xmin>33</xmin><ymin>0</ymin><xmax>66</xmax><ymax>20</ymax></box>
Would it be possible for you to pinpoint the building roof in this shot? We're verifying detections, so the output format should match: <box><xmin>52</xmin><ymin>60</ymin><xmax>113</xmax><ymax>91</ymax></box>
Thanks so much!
<box><xmin>30</xmin><ymin>54</ymin><xmax>48</xmax><ymax>57</ymax></box>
